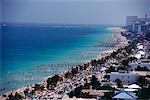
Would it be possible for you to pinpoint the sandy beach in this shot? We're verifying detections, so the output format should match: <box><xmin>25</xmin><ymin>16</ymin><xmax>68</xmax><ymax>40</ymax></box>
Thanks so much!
<box><xmin>97</xmin><ymin>27</ymin><xmax>128</xmax><ymax>59</ymax></box>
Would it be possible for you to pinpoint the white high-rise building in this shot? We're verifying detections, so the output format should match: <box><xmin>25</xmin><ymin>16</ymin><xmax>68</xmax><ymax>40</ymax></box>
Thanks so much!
<box><xmin>126</xmin><ymin>16</ymin><xmax>138</xmax><ymax>31</ymax></box>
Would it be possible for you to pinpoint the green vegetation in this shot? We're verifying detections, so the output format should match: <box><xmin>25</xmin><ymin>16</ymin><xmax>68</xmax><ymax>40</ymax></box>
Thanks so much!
<box><xmin>71</xmin><ymin>67</ymin><xmax>78</xmax><ymax>76</ymax></box>
<box><xmin>118</xmin><ymin>57</ymin><xmax>137</xmax><ymax>71</ymax></box>
<box><xmin>68</xmin><ymin>85</ymin><xmax>83</xmax><ymax>98</ymax></box>
<box><xmin>91</xmin><ymin>75</ymin><xmax>101</xmax><ymax>90</ymax></box>
<box><xmin>91</xmin><ymin>59</ymin><xmax>98</xmax><ymax>66</ymax></box>
<box><xmin>64</xmin><ymin>66</ymin><xmax>80</xmax><ymax>79</ymax></box>
<box><xmin>47</xmin><ymin>75</ymin><xmax>63</xmax><ymax>89</ymax></box>
<box><xmin>117</xmin><ymin>66</ymin><xmax>127</xmax><ymax>71</ymax></box>
<box><xmin>84</xmin><ymin>63</ymin><xmax>90</xmax><ymax>70</ymax></box>
<box><xmin>64</xmin><ymin>71</ymin><xmax>72</xmax><ymax>79</ymax></box>
<box><xmin>137</xmin><ymin>76</ymin><xmax>149</xmax><ymax>88</ymax></box>
<box><xmin>144</xmin><ymin>31</ymin><xmax>150</xmax><ymax>41</ymax></box>
<box><xmin>138</xmin><ymin>88</ymin><xmax>150</xmax><ymax>99</ymax></box>
<box><xmin>135</xmin><ymin>66</ymin><xmax>149</xmax><ymax>71</ymax></box>
<box><xmin>124</xmin><ymin>41</ymin><xmax>136</xmax><ymax>54</ymax></box>
<box><xmin>115</xmin><ymin>79</ymin><xmax>123</xmax><ymax>88</ymax></box>
<box><xmin>34</xmin><ymin>84</ymin><xmax>45</xmax><ymax>91</ymax></box>
<box><xmin>7</xmin><ymin>92</ymin><xmax>23</xmax><ymax>100</ymax></box>
<box><xmin>91</xmin><ymin>57</ymin><xmax>107</xmax><ymax>67</ymax></box>
<box><xmin>106</xmin><ymin>66</ymin><xmax>116</xmax><ymax>73</ymax></box>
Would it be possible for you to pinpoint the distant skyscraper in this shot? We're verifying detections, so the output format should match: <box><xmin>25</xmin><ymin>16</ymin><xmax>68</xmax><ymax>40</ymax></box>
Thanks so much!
<box><xmin>126</xmin><ymin>14</ymin><xmax>150</xmax><ymax>32</ymax></box>
<box><xmin>126</xmin><ymin>16</ymin><xmax>138</xmax><ymax>26</ymax></box>
<box><xmin>126</xmin><ymin>16</ymin><xmax>138</xmax><ymax>31</ymax></box>
<box><xmin>145</xmin><ymin>13</ymin><xmax>147</xmax><ymax>20</ymax></box>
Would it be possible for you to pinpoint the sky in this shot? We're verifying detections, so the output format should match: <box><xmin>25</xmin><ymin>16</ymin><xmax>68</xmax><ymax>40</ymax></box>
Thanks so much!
<box><xmin>1</xmin><ymin>0</ymin><xmax>150</xmax><ymax>25</ymax></box>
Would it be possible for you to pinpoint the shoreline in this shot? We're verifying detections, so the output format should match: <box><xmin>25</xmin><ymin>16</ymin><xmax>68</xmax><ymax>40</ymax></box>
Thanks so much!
<box><xmin>0</xmin><ymin>27</ymin><xmax>128</xmax><ymax>99</ymax></box>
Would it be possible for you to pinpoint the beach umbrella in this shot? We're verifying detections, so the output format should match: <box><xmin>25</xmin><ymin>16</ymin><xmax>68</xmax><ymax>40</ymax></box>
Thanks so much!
<box><xmin>135</xmin><ymin>54</ymin><xmax>141</xmax><ymax>59</ymax></box>
<box><xmin>137</xmin><ymin>45</ymin><xmax>143</xmax><ymax>49</ymax></box>
<box><xmin>124</xmin><ymin>88</ymin><xmax>138</xmax><ymax>92</ymax></box>
<box><xmin>138</xmin><ymin>50</ymin><xmax>145</xmax><ymax>55</ymax></box>
<box><xmin>128</xmin><ymin>84</ymin><xmax>141</xmax><ymax>89</ymax></box>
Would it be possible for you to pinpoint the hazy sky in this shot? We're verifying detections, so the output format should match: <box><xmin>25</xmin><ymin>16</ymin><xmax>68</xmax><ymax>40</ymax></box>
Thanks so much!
<box><xmin>1</xmin><ymin>0</ymin><xmax>150</xmax><ymax>25</ymax></box>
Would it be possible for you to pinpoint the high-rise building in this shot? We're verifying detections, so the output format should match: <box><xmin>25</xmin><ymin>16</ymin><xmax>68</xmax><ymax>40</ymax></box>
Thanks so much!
<box><xmin>126</xmin><ymin>16</ymin><xmax>138</xmax><ymax>31</ymax></box>
<box><xmin>126</xmin><ymin>16</ymin><xmax>138</xmax><ymax>26</ymax></box>
<box><xmin>145</xmin><ymin>13</ymin><xmax>147</xmax><ymax>20</ymax></box>
<box><xmin>125</xmin><ymin>14</ymin><xmax>150</xmax><ymax>33</ymax></box>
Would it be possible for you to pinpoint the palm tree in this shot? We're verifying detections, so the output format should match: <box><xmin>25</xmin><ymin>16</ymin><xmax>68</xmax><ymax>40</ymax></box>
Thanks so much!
<box><xmin>47</xmin><ymin>75</ymin><xmax>63</xmax><ymax>89</ymax></box>
<box><xmin>137</xmin><ymin>76</ymin><xmax>148</xmax><ymax>88</ymax></box>
<box><xmin>115</xmin><ymin>79</ymin><xmax>123</xmax><ymax>88</ymax></box>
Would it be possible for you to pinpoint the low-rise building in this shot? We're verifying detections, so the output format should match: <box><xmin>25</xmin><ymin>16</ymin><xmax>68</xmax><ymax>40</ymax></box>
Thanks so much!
<box><xmin>129</xmin><ymin>59</ymin><xmax>150</xmax><ymax>70</ymax></box>
<box><xmin>110</xmin><ymin>71</ymin><xmax>139</xmax><ymax>84</ymax></box>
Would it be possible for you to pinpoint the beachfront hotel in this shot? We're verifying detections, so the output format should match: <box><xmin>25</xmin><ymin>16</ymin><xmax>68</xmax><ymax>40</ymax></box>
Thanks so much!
<box><xmin>126</xmin><ymin>14</ymin><xmax>150</xmax><ymax>33</ymax></box>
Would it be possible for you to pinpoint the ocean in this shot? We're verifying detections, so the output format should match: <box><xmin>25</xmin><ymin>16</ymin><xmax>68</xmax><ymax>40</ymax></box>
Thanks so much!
<box><xmin>1</xmin><ymin>24</ymin><xmax>116</xmax><ymax>93</ymax></box>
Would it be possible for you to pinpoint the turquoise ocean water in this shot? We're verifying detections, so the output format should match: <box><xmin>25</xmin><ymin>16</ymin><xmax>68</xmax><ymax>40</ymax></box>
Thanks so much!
<box><xmin>1</xmin><ymin>24</ymin><xmax>116</xmax><ymax>93</ymax></box>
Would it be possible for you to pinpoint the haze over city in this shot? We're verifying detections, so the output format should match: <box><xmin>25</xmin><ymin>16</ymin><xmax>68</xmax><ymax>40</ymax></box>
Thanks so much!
<box><xmin>1</xmin><ymin>0</ymin><xmax>150</xmax><ymax>25</ymax></box>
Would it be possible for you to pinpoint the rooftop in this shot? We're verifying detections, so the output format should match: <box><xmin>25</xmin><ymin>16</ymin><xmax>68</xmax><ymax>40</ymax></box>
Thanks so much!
<box><xmin>113</xmin><ymin>91</ymin><xmax>137</xmax><ymax>99</ymax></box>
